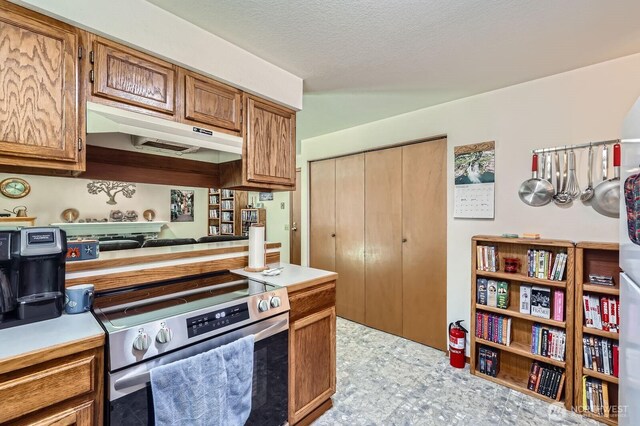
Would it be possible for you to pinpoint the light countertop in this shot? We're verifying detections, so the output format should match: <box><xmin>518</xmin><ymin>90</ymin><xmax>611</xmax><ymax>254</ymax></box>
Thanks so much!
<box><xmin>232</xmin><ymin>262</ymin><xmax>337</xmax><ymax>291</ymax></box>
<box><xmin>0</xmin><ymin>312</ymin><xmax>104</xmax><ymax>362</ymax></box>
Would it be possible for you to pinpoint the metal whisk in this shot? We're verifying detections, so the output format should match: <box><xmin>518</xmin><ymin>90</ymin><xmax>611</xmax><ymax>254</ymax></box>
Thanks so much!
<box><xmin>565</xmin><ymin>147</ymin><xmax>581</xmax><ymax>199</ymax></box>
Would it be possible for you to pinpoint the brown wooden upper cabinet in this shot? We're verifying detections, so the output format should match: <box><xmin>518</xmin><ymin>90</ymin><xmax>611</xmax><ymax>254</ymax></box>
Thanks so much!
<box><xmin>178</xmin><ymin>68</ymin><xmax>242</xmax><ymax>135</ymax></box>
<box><xmin>90</xmin><ymin>36</ymin><xmax>176</xmax><ymax>117</ymax></box>
<box><xmin>246</xmin><ymin>96</ymin><xmax>296</xmax><ymax>186</ymax></box>
<box><xmin>0</xmin><ymin>2</ymin><xmax>84</xmax><ymax>172</ymax></box>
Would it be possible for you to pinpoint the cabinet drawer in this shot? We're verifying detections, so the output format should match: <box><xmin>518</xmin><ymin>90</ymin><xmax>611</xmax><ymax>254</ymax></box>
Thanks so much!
<box><xmin>92</xmin><ymin>38</ymin><xmax>176</xmax><ymax>115</ymax></box>
<box><xmin>0</xmin><ymin>354</ymin><xmax>96</xmax><ymax>423</ymax></box>
<box><xmin>289</xmin><ymin>282</ymin><xmax>336</xmax><ymax>322</ymax></box>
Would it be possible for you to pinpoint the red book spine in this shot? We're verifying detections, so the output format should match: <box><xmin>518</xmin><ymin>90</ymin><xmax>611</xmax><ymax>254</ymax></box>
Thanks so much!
<box><xmin>613</xmin><ymin>345</ymin><xmax>620</xmax><ymax>377</ymax></box>
<box><xmin>553</xmin><ymin>290</ymin><xmax>564</xmax><ymax>321</ymax></box>
<box><xmin>600</xmin><ymin>297</ymin><xmax>610</xmax><ymax>331</ymax></box>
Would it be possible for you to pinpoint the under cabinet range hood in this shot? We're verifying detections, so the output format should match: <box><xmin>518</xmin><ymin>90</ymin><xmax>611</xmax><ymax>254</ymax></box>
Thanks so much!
<box><xmin>86</xmin><ymin>102</ymin><xmax>243</xmax><ymax>156</ymax></box>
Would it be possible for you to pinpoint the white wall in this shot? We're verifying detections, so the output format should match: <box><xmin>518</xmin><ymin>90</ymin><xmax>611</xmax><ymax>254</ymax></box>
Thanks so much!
<box><xmin>248</xmin><ymin>192</ymin><xmax>291</xmax><ymax>263</ymax></box>
<box><xmin>300</xmin><ymin>53</ymin><xmax>640</xmax><ymax>344</ymax></box>
<box><xmin>0</xmin><ymin>173</ymin><xmax>208</xmax><ymax>239</ymax></box>
<box><xmin>10</xmin><ymin>0</ymin><xmax>302</xmax><ymax>110</ymax></box>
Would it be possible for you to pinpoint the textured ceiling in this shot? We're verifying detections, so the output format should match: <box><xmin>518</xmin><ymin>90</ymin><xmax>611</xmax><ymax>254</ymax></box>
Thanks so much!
<box><xmin>147</xmin><ymin>0</ymin><xmax>640</xmax><ymax>140</ymax></box>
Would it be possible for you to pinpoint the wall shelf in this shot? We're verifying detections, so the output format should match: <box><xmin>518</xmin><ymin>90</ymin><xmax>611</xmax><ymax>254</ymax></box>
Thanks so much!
<box><xmin>51</xmin><ymin>221</ymin><xmax>168</xmax><ymax>237</ymax></box>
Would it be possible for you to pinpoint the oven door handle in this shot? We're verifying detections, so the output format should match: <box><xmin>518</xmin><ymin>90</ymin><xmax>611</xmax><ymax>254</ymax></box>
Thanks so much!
<box><xmin>113</xmin><ymin>317</ymin><xmax>288</xmax><ymax>393</ymax></box>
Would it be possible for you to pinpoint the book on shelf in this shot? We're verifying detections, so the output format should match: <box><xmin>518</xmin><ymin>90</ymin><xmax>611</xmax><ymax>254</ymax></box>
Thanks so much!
<box><xmin>583</xmin><ymin>294</ymin><xmax>620</xmax><ymax>333</ymax></box>
<box><xmin>520</xmin><ymin>285</ymin><xmax>532</xmax><ymax>314</ymax></box>
<box><xmin>221</xmin><ymin>200</ymin><xmax>234</xmax><ymax>210</ymax></box>
<box><xmin>552</xmin><ymin>290</ymin><xmax>564</xmax><ymax>321</ymax></box>
<box><xmin>527</xmin><ymin>361</ymin><xmax>565</xmax><ymax>400</ymax></box>
<box><xmin>477</xmin><ymin>278</ymin><xmax>488</xmax><ymax>305</ymax></box>
<box><xmin>208</xmin><ymin>225</ymin><xmax>219</xmax><ymax>235</ymax></box>
<box><xmin>582</xmin><ymin>376</ymin><xmax>611</xmax><ymax>418</ymax></box>
<box><xmin>476</xmin><ymin>245</ymin><xmax>498</xmax><ymax>272</ymax></box>
<box><xmin>487</xmin><ymin>280</ymin><xmax>498</xmax><ymax>307</ymax></box>
<box><xmin>497</xmin><ymin>281</ymin><xmax>509</xmax><ymax>309</ymax></box>
<box><xmin>475</xmin><ymin>312</ymin><xmax>512</xmax><ymax>345</ymax></box>
<box><xmin>209</xmin><ymin>195</ymin><xmax>219</xmax><ymax>204</ymax></box>
<box><xmin>209</xmin><ymin>209</ymin><xmax>219</xmax><ymax>219</ymax></box>
<box><xmin>221</xmin><ymin>223</ymin><xmax>234</xmax><ymax>234</ymax></box>
<box><xmin>222</xmin><ymin>189</ymin><xmax>234</xmax><ymax>198</ymax></box>
<box><xmin>582</xmin><ymin>336</ymin><xmax>619</xmax><ymax>377</ymax></box>
<box><xmin>531</xmin><ymin>324</ymin><xmax>566</xmax><ymax>361</ymax></box>
<box><xmin>222</xmin><ymin>211</ymin><xmax>233</xmax><ymax>222</ymax></box>
<box><xmin>478</xmin><ymin>345</ymin><xmax>500</xmax><ymax>377</ymax></box>
<box><xmin>241</xmin><ymin>209</ymin><xmax>259</xmax><ymax>222</ymax></box>
<box><xmin>527</xmin><ymin>249</ymin><xmax>567</xmax><ymax>281</ymax></box>
<box><xmin>531</xmin><ymin>286</ymin><xmax>551</xmax><ymax>319</ymax></box>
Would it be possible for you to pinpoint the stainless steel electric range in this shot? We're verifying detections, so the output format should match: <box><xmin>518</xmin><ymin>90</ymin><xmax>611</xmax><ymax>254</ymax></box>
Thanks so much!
<box><xmin>93</xmin><ymin>270</ymin><xmax>290</xmax><ymax>426</ymax></box>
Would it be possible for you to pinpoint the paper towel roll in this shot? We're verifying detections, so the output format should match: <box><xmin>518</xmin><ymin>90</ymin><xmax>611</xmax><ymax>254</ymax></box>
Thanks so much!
<box><xmin>246</xmin><ymin>224</ymin><xmax>267</xmax><ymax>271</ymax></box>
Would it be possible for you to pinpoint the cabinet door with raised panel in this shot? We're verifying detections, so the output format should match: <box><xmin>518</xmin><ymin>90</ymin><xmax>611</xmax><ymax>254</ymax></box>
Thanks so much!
<box><xmin>289</xmin><ymin>307</ymin><xmax>336</xmax><ymax>424</ymax></box>
<box><xmin>92</xmin><ymin>37</ymin><xmax>176</xmax><ymax>115</ymax></box>
<box><xmin>310</xmin><ymin>158</ymin><xmax>336</xmax><ymax>272</ymax></box>
<box><xmin>180</xmin><ymin>69</ymin><xmax>242</xmax><ymax>133</ymax></box>
<box><xmin>245</xmin><ymin>96</ymin><xmax>296</xmax><ymax>186</ymax></box>
<box><xmin>0</xmin><ymin>3</ymin><xmax>80</xmax><ymax>167</ymax></box>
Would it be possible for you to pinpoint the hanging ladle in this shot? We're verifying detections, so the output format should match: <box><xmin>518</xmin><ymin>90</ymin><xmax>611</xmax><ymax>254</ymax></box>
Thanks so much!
<box><xmin>580</xmin><ymin>144</ymin><xmax>595</xmax><ymax>202</ymax></box>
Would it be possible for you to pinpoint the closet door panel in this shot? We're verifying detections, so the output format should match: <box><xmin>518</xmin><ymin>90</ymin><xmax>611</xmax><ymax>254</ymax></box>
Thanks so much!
<box><xmin>309</xmin><ymin>159</ymin><xmax>336</xmax><ymax>271</ymax></box>
<box><xmin>365</xmin><ymin>147</ymin><xmax>403</xmax><ymax>335</ymax></box>
<box><xmin>402</xmin><ymin>139</ymin><xmax>447</xmax><ymax>350</ymax></box>
<box><xmin>335</xmin><ymin>154</ymin><xmax>365</xmax><ymax>323</ymax></box>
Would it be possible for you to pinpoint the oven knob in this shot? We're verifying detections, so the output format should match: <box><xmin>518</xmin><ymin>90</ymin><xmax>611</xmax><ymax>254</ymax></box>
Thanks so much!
<box><xmin>269</xmin><ymin>296</ymin><xmax>281</xmax><ymax>308</ymax></box>
<box><xmin>258</xmin><ymin>299</ymin><xmax>270</xmax><ymax>312</ymax></box>
<box><xmin>156</xmin><ymin>323</ymin><xmax>173</xmax><ymax>344</ymax></box>
<box><xmin>133</xmin><ymin>329</ymin><xmax>150</xmax><ymax>351</ymax></box>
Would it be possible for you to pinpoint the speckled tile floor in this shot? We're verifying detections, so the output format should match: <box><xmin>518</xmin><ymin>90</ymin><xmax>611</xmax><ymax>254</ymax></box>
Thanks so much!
<box><xmin>314</xmin><ymin>318</ymin><xmax>600</xmax><ymax>426</ymax></box>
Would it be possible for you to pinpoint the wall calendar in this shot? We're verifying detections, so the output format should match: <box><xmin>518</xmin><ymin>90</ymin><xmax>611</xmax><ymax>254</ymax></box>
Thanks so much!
<box><xmin>454</xmin><ymin>141</ymin><xmax>495</xmax><ymax>219</ymax></box>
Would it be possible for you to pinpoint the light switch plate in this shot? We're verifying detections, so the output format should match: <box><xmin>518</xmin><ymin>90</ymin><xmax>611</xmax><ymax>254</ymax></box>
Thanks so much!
<box><xmin>280</xmin><ymin>202</ymin><xmax>285</xmax><ymax>209</ymax></box>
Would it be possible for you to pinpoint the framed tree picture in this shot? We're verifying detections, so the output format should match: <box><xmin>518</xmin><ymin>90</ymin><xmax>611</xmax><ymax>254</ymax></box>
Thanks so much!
<box><xmin>171</xmin><ymin>189</ymin><xmax>195</xmax><ymax>222</ymax></box>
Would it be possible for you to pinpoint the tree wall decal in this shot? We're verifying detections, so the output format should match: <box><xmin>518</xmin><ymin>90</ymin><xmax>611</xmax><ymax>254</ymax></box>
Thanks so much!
<box><xmin>87</xmin><ymin>180</ymin><xmax>136</xmax><ymax>205</ymax></box>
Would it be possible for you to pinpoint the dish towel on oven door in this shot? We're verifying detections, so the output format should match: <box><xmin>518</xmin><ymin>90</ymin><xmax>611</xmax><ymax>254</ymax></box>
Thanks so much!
<box><xmin>150</xmin><ymin>335</ymin><xmax>255</xmax><ymax>426</ymax></box>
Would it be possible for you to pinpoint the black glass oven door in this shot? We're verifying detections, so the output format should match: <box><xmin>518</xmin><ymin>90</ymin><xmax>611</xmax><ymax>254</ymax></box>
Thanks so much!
<box><xmin>107</xmin><ymin>317</ymin><xmax>289</xmax><ymax>425</ymax></box>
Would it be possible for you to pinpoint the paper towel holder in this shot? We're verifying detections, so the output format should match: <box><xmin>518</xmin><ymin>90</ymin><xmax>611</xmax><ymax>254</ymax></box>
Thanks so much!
<box><xmin>244</xmin><ymin>223</ymin><xmax>269</xmax><ymax>272</ymax></box>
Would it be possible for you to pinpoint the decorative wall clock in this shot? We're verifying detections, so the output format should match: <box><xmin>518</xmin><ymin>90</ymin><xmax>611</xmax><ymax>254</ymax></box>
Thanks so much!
<box><xmin>0</xmin><ymin>177</ymin><xmax>31</xmax><ymax>199</ymax></box>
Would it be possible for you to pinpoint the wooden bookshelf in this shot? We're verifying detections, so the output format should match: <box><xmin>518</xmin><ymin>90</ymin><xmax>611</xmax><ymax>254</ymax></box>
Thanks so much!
<box><xmin>574</xmin><ymin>242</ymin><xmax>620</xmax><ymax>426</ymax></box>
<box><xmin>240</xmin><ymin>208</ymin><xmax>266</xmax><ymax>237</ymax></box>
<box><xmin>470</xmin><ymin>236</ymin><xmax>575</xmax><ymax>410</ymax></box>
<box><xmin>207</xmin><ymin>188</ymin><xmax>221</xmax><ymax>236</ymax></box>
<box><xmin>207</xmin><ymin>189</ymin><xmax>247</xmax><ymax>236</ymax></box>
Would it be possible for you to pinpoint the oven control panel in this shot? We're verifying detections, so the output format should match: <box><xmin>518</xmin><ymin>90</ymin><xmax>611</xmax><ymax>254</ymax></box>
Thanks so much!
<box><xmin>186</xmin><ymin>302</ymin><xmax>250</xmax><ymax>338</ymax></box>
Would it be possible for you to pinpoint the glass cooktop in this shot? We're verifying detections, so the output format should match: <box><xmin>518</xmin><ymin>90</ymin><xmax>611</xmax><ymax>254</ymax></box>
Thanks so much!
<box><xmin>93</xmin><ymin>272</ymin><xmax>276</xmax><ymax>330</ymax></box>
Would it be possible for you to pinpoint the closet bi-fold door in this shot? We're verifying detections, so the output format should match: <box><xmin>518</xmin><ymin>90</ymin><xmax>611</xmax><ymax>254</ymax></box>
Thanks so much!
<box><xmin>309</xmin><ymin>159</ymin><xmax>336</xmax><ymax>271</ymax></box>
<box><xmin>365</xmin><ymin>147</ymin><xmax>403</xmax><ymax>335</ymax></box>
<box><xmin>335</xmin><ymin>154</ymin><xmax>365</xmax><ymax>323</ymax></box>
<box><xmin>402</xmin><ymin>139</ymin><xmax>447</xmax><ymax>351</ymax></box>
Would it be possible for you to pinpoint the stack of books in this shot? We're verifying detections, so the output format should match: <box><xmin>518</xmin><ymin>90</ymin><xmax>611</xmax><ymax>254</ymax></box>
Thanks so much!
<box><xmin>531</xmin><ymin>324</ymin><xmax>566</xmax><ymax>361</ymax></box>
<box><xmin>526</xmin><ymin>250</ymin><xmax>568</xmax><ymax>281</ymax></box>
<box><xmin>582</xmin><ymin>376</ymin><xmax>611</xmax><ymax>418</ymax></box>
<box><xmin>476</xmin><ymin>279</ymin><xmax>509</xmax><ymax>309</ymax></box>
<box><xmin>475</xmin><ymin>312</ymin><xmax>512</xmax><ymax>345</ymax></box>
<box><xmin>582</xmin><ymin>336</ymin><xmax>619</xmax><ymax>377</ymax></box>
<box><xmin>588</xmin><ymin>274</ymin><xmax>615</xmax><ymax>286</ymax></box>
<box><xmin>582</xmin><ymin>294</ymin><xmax>620</xmax><ymax>333</ymax></box>
<box><xmin>208</xmin><ymin>225</ymin><xmax>219</xmax><ymax>235</ymax></box>
<box><xmin>476</xmin><ymin>246</ymin><xmax>499</xmax><ymax>272</ymax></box>
<box><xmin>477</xmin><ymin>346</ymin><xmax>500</xmax><ymax>377</ymax></box>
<box><xmin>527</xmin><ymin>362</ymin><xmax>565</xmax><ymax>400</ymax></box>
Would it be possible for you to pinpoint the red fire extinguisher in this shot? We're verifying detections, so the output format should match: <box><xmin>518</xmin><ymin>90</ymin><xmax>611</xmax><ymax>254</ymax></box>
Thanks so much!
<box><xmin>449</xmin><ymin>320</ymin><xmax>468</xmax><ymax>368</ymax></box>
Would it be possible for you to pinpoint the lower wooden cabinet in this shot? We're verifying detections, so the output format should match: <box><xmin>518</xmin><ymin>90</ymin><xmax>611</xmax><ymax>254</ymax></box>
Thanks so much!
<box><xmin>25</xmin><ymin>401</ymin><xmax>94</xmax><ymax>426</ymax></box>
<box><xmin>0</xmin><ymin>337</ymin><xmax>104</xmax><ymax>425</ymax></box>
<box><xmin>288</xmin><ymin>281</ymin><xmax>337</xmax><ymax>425</ymax></box>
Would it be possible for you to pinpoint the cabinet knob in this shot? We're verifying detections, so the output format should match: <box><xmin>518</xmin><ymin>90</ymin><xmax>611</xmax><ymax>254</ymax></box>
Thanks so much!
<box><xmin>331</xmin><ymin>233</ymin><xmax>336</xmax><ymax>238</ymax></box>
<box><xmin>402</xmin><ymin>238</ymin><xmax>408</xmax><ymax>243</ymax></box>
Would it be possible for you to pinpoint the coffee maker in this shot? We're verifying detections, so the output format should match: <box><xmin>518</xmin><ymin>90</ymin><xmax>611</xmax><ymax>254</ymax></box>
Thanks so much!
<box><xmin>0</xmin><ymin>227</ymin><xmax>67</xmax><ymax>329</ymax></box>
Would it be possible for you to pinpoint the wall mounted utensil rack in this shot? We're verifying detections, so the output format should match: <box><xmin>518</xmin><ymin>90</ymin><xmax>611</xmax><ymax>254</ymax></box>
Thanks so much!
<box><xmin>532</xmin><ymin>139</ymin><xmax>620</xmax><ymax>154</ymax></box>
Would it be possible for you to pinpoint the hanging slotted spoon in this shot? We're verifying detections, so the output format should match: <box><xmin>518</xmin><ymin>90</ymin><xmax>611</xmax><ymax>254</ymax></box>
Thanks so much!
<box><xmin>580</xmin><ymin>144</ymin><xmax>595</xmax><ymax>202</ymax></box>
